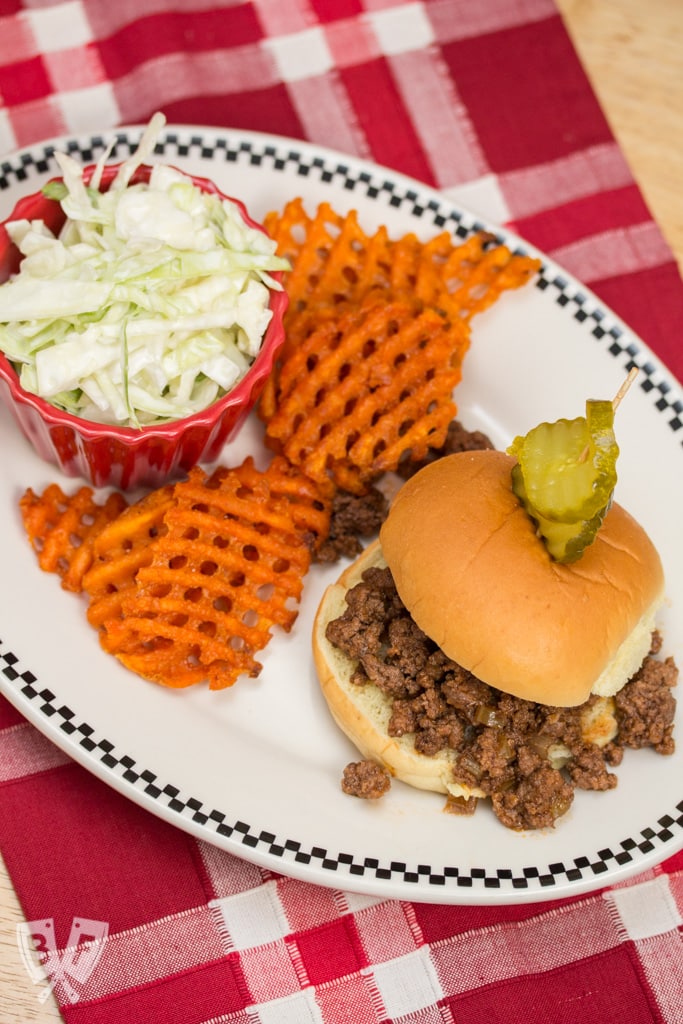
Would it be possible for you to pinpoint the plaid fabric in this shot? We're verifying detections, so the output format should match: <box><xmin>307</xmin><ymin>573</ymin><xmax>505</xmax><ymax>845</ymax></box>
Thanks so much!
<box><xmin>0</xmin><ymin>1</ymin><xmax>682</xmax><ymax>1021</ymax></box>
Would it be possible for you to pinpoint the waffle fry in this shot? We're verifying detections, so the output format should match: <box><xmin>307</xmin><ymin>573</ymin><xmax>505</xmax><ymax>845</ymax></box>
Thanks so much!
<box><xmin>260</xmin><ymin>198</ymin><xmax>540</xmax><ymax>421</ymax></box>
<box><xmin>21</xmin><ymin>457</ymin><xmax>329</xmax><ymax>690</ymax></box>
<box><xmin>264</xmin><ymin>199</ymin><xmax>540</xmax><ymax>329</ymax></box>
<box><xmin>264</xmin><ymin>299</ymin><xmax>467</xmax><ymax>493</ymax></box>
<box><xmin>90</xmin><ymin>457</ymin><xmax>330</xmax><ymax>690</ymax></box>
<box><xmin>19</xmin><ymin>483</ymin><xmax>128</xmax><ymax>592</ymax></box>
<box><xmin>83</xmin><ymin>485</ymin><xmax>175</xmax><ymax>631</ymax></box>
<box><xmin>263</xmin><ymin>201</ymin><xmax>387</xmax><ymax>325</ymax></box>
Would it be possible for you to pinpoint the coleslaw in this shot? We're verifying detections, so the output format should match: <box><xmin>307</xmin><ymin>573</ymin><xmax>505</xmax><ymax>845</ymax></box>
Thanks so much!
<box><xmin>0</xmin><ymin>113</ymin><xmax>289</xmax><ymax>427</ymax></box>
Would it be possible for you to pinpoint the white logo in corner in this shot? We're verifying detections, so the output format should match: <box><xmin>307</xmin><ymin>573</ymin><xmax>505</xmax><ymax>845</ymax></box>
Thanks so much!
<box><xmin>17</xmin><ymin>917</ymin><xmax>109</xmax><ymax>1004</ymax></box>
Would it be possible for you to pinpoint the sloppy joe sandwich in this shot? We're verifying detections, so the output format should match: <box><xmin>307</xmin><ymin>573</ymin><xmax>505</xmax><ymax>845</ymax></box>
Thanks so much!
<box><xmin>313</xmin><ymin>449</ymin><xmax>677</xmax><ymax>830</ymax></box>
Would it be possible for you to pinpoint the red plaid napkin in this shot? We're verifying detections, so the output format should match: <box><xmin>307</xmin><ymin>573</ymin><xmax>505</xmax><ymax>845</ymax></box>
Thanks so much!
<box><xmin>1</xmin><ymin>2</ymin><xmax>682</xmax><ymax>1022</ymax></box>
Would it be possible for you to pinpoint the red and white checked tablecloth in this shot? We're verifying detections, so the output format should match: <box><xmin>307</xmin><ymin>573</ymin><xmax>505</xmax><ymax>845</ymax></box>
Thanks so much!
<box><xmin>0</xmin><ymin>2</ymin><xmax>682</xmax><ymax>1022</ymax></box>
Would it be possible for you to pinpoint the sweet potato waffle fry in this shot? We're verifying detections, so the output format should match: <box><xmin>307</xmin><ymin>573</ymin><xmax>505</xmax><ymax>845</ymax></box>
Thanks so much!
<box><xmin>83</xmin><ymin>485</ymin><xmax>176</xmax><ymax>632</ymax></box>
<box><xmin>264</xmin><ymin>299</ymin><xmax>467</xmax><ymax>493</ymax></box>
<box><xmin>263</xmin><ymin>201</ymin><xmax>388</xmax><ymax>326</ymax></box>
<box><xmin>264</xmin><ymin>199</ymin><xmax>540</xmax><ymax>326</ymax></box>
<box><xmin>82</xmin><ymin>457</ymin><xmax>330</xmax><ymax>690</ymax></box>
<box><xmin>19</xmin><ymin>483</ymin><xmax>128</xmax><ymax>592</ymax></box>
<box><xmin>260</xmin><ymin>198</ymin><xmax>540</xmax><ymax>424</ymax></box>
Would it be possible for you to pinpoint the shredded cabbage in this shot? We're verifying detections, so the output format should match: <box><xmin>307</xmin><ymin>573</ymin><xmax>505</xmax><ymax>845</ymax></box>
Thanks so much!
<box><xmin>0</xmin><ymin>112</ymin><xmax>289</xmax><ymax>426</ymax></box>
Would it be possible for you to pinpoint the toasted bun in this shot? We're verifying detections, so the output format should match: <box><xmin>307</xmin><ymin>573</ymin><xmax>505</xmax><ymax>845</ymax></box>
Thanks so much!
<box><xmin>379</xmin><ymin>449</ymin><xmax>665</xmax><ymax>706</ymax></box>
<box><xmin>313</xmin><ymin>539</ymin><xmax>485</xmax><ymax>799</ymax></box>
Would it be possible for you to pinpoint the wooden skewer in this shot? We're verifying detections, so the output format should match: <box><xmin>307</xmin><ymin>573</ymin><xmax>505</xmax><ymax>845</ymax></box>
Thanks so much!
<box><xmin>578</xmin><ymin>367</ymin><xmax>638</xmax><ymax>462</ymax></box>
<box><xmin>611</xmin><ymin>366</ymin><xmax>639</xmax><ymax>411</ymax></box>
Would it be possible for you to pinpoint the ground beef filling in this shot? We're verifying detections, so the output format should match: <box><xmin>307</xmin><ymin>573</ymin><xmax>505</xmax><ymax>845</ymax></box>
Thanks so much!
<box><xmin>326</xmin><ymin>565</ymin><xmax>678</xmax><ymax>830</ymax></box>
<box><xmin>316</xmin><ymin>486</ymin><xmax>388</xmax><ymax>564</ymax></box>
<box><xmin>342</xmin><ymin>760</ymin><xmax>391</xmax><ymax>799</ymax></box>
<box><xmin>315</xmin><ymin>420</ymin><xmax>493</xmax><ymax>565</ymax></box>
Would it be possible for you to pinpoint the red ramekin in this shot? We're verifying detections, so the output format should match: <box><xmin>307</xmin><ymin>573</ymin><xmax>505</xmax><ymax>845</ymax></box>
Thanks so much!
<box><xmin>0</xmin><ymin>162</ymin><xmax>287</xmax><ymax>490</ymax></box>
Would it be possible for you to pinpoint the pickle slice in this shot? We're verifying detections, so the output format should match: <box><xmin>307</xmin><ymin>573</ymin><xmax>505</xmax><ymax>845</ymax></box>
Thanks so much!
<box><xmin>508</xmin><ymin>372</ymin><xmax>637</xmax><ymax>563</ymax></box>
<box><xmin>508</xmin><ymin>399</ymin><xmax>618</xmax><ymax>524</ymax></box>
<box><xmin>511</xmin><ymin>464</ymin><xmax>610</xmax><ymax>563</ymax></box>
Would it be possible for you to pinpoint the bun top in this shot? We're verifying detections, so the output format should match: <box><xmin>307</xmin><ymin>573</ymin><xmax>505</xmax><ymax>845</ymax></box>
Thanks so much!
<box><xmin>379</xmin><ymin>449</ymin><xmax>665</xmax><ymax>706</ymax></box>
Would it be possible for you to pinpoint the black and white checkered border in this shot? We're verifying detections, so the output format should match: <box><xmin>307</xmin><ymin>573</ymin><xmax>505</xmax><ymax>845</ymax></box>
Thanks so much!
<box><xmin>2</xmin><ymin>642</ymin><xmax>682</xmax><ymax>895</ymax></box>
<box><xmin>536</xmin><ymin>274</ymin><xmax>683</xmax><ymax>443</ymax></box>
<box><xmin>0</xmin><ymin>129</ymin><xmax>481</xmax><ymax>240</ymax></box>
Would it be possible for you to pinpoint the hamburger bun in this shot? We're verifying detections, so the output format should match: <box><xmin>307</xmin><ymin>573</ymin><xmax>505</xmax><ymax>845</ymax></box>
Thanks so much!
<box><xmin>379</xmin><ymin>450</ymin><xmax>665</xmax><ymax>707</ymax></box>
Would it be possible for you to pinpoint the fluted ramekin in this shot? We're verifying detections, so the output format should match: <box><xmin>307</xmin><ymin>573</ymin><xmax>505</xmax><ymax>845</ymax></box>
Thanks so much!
<box><xmin>0</xmin><ymin>163</ymin><xmax>287</xmax><ymax>489</ymax></box>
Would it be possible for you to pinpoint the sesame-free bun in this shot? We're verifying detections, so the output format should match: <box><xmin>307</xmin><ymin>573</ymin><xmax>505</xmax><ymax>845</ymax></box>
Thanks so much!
<box><xmin>379</xmin><ymin>449</ymin><xmax>665</xmax><ymax>707</ymax></box>
<box><xmin>312</xmin><ymin>539</ymin><xmax>486</xmax><ymax>799</ymax></box>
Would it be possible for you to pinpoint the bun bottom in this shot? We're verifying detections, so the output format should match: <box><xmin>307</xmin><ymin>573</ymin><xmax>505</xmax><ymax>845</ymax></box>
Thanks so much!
<box><xmin>312</xmin><ymin>540</ymin><xmax>623</xmax><ymax>807</ymax></box>
<box><xmin>314</xmin><ymin>541</ymin><xmax>485</xmax><ymax>801</ymax></box>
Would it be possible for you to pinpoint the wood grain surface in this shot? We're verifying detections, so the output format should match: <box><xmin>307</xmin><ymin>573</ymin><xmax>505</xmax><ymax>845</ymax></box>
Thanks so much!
<box><xmin>1</xmin><ymin>2</ymin><xmax>682</xmax><ymax>1020</ymax></box>
<box><xmin>556</xmin><ymin>0</ymin><xmax>683</xmax><ymax>272</ymax></box>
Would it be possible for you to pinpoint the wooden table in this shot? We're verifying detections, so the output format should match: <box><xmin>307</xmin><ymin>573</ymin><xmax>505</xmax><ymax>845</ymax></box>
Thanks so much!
<box><xmin>558</xmin><ymin>0</ymin><xmax>683</xmax><ymax>275</ymax></box>
<box><xmin>1</xmin><ymin>2</ymin><xmax>682</xmax><ymax>1020</ymax></box>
